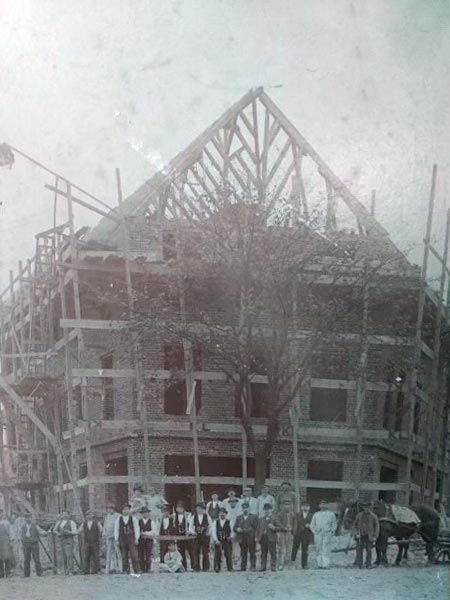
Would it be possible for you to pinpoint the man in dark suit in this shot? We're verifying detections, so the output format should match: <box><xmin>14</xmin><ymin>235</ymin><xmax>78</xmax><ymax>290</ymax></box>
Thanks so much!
<box><xmin>291</xmin><ymin>500</ymin><xmax>314</xmax><ymax>568</ymax></box>
<box><xmin>233</xmin><ymin>502</ymin><xmax>258</xmax><ymax>571</ymax></box>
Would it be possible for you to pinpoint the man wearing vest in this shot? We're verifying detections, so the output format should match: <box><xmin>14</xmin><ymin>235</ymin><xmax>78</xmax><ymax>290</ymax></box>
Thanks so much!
<box><xmin>206</xmin><ymin>492</ymin><xmax>223</xmax><ymax>521</ymax></box>
<box><xmin>189</xmin><ymin>502</ymin><xmax>212</xmax><ymax>572</ymax></box>
<box><xmin>114</xmin><ymin>504</ymin><xmax>140</xmax><ymax>574</ymax></box>
<box><xmin>21</xmin><ymin>513</ymin><xmax>47</xmax><ymax>577</ymax></box>
<box><xmin>212</xmin><ymin>506</ymin><xmax>233</xmax><ymax>572</ymax></box>
<box><xmin>78</xmin><ymin>510</ymin><xmax>103</xmax><ymax>574</ymax></box>
<box><xmin>172</xmin><ymin>500</ymin><xmax>194</xmax><ymax>571</ymax></box>
<box><xmin>159</xmin><ymin>505</ymin><xmax>173</xmax><ymax>564</ymax></box>
<box><xmin>138</xmin><ymin>507</ymin><xmax>155</xmax><ymax>573</ymax></box>
<box><xmin>233</xmin><ymin>501</ymin><xmax>258</xmax><ymax>571</ymax></box>
<box><xmin>53</xmin><ymin>511</ymin><xmax>78</xmax><ymax>575</ymax></box>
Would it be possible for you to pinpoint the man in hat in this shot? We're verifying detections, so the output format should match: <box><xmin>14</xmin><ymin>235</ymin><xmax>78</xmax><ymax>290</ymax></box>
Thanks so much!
<box><xmin>310</xmin><ymin>500</ymin><xmax>336</xmax><ymax>569</ymax></box>
<box><xmin>53</xmin><ymin>511</ymin><xmax>78</xmax><ymax>575</ymax></box>
<box><xmin>233</xmin><ymin>501</ymin><xmax>258</xmax><ymax>571</ymax></box>
<box><xmin>277</xmin><ymin>498</ymin><xmax>295</xmax><ymax>570</ymax></box>
<box><xmin>211</xmin><ymin>506</ymin><xmax>233</xmax><ymax>572</ymax></box>
<box><xmin>189</xmin><ymin>502</ymin><xmax>212</xmax><ymax>572</ymax></box>
<box><xmin>172</xmin><ymin>500</ymin><xmax>194</xmax><ymax>571</ymax></box>
<box><xmin>222</xmin><ymin>489</ymin><xmax>241</xmax><ymax>514</ymax></box>
<box><xmin>78</xmin><ymin>510</ymin><xmax>103</xmax><ymax>574</ymax></box>
<box><xmin>353</xmin><ymin>502</ymin><xmax>379</xmax><ymax>569</ymax></box>
<box><xmin>159</xmin><ymin>505</ymin><xmax>174</xmax><ymax>564</ymax></box>
<box><xmin>256</xmin><ymin>503</ymin><xmax>281</xmax><ymax>572</ymax></box>
<box><xmin>0</xmin><ymin>509</ymin><xmax>12</xmax><ymax>578</ymax></box>
<box><xmin>291</xmin><ymin>500</ymin><xmax>314</xmax><ymax>568</ymax></box>
<box><xmin>276</xmin><ymin>481</ymin><xmax>296</xmax><ymax>512</ymax></box>
<box><xmin>138</xmin><ymin>506</ymin><xmax>155</xmax><ymax>573</ymax></box>
<box><xmin>21</xmin><ymin>513</ymin><xmax>47</xmax><ymax>577</ymax></box>
<box><xmin>240</xmin><ymin>486</ymin><xmax>258</xmax><ymax>515</ymax></box>
<box><xmin>225</xmin><ymin>496</ymin><xmax>241</xmax><ymax>566</ymax></box>
<box><xmin>206</xmin><ymin>492</ymin><xmax>223</xmax><ymax>521</ymax></box>
<box><xmin>114</xmin><ymin>503</ymin><xmax>140</xmax><ymax>574</ymax></box>
<box><xmin>257</xmin><ymin>485</ymin><xmax>275</xmax><ymax>517</ymax></box>
<box><xmin>103</xmin><ymin>503</ymin><xmax>121</xmax><ymax>574</ymax></box>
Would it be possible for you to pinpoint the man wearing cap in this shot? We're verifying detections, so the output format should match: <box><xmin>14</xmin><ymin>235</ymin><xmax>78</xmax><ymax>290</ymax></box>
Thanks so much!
<box><xmin>206</xmin><ymin>492</ymin><xmax>223</xmax><ymax>521</ymax></box>
<box><xmin>114</xmin><ymin>503</ymin><xmax>140</xmax><ymax>574</ymax></box>
<box><xmin>291</xmin><ymin>500</ymin><xmax>314</xmax><ymax>568</ymax></box>
<box><xmin>159</xmin><ymin>505</ymin><xmax>174</xmax><ymax>564</ymax></box>
<box><xmin>240</xmin><ymin>486</ymin><xmax>258</xmax><ymax>515</ymax></box>
<box><xmin>233</xmin><ymin>501</ymin><xmax>258</xmax><ymax>571</ymax></box>
<box><xmin>310</xmin><ymin>500</ymin><xmax>337</xmax><ymax>569</ymax></box>
<box><xmin>103</xmin><ymin>504</ymin><xmax>121</xmax><ymax>574</ymax></box>
<box><xmin>138</xmin><ymin>506</ymin><xmax>155</xmax><ymax>573</ymax></box>
<box><xmin>256</xmin><ymin>503</ymin><xmax>281</xmax><ymax>572</ymax></box>
<box><xmin>276</xmin><ymin>482</ymin><xmax>296</xmax><ymax>512</ymax></box>
<box><xmin>352</xmin><ymin>502</ymin><xmax>379</xmax><ymax>569</ymax></box>
<box><xmin>211</xmin><ymin>506</ymin><xmax>233</xmax><ymax>572</ymax></box>
<box><xmin>189</xmin><ymin>502</ymin><xmax>212</xmax><ymax>572</ymax></box>
<box><xmin>257</xmin><ymin>485</ymin><xmax>276</xmax><ymax>517</ymax></box>
<box><xmin>277</xmin><ymin>499</ymin><xmax>295</xmax><ymax>570</ymax></box>
<box><xmin>172</xmin><ymin>500</ymin><xmax>194</xmax><ymax>571</ymax></box>
<box><xmin>78</xmin><ymin>510</ymin><xmax>103</xmax><ymax>574</ymax></box>
<box><xmin>222</xmin><ymin>489</ymin><xmax>241</xmax><ymax>514</ymax></box>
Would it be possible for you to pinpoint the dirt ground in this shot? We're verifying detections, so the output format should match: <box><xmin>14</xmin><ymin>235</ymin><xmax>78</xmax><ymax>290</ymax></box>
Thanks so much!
<box><xmin>2</xmin><ymin>565</ymin><xmax>449</xmax><ymax>600</ymax></box>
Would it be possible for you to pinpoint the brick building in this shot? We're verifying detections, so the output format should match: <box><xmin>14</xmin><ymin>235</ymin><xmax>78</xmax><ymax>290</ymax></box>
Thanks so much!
<box><xmin>0</xmin><ymin>88</ymin><xmax>448</xmax><ymax>515</ymax></box>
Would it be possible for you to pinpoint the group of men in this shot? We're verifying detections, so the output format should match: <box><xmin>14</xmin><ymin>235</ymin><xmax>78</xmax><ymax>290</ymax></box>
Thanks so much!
<box><xmin>0</xmin><ymin>481</ymin><xmax>381</xmax><ymax>578</ymax></box>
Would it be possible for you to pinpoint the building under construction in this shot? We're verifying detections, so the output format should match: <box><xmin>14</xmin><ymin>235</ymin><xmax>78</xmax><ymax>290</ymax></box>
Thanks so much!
<box><xmin>0</xmin><ymin>88</ymin><xmax>448</xmax><ymax>516</ymax></box>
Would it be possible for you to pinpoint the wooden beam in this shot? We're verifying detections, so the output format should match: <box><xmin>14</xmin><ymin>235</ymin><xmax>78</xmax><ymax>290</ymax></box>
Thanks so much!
<box><xmin>60</xmin><ymin>319</ymin><xmax>128</xmax><ymax>330</ymax></box>
<box><xmin>45</xmin><ymin>184</ymin><xmax>121</xmax><ymax>224</ymax></box>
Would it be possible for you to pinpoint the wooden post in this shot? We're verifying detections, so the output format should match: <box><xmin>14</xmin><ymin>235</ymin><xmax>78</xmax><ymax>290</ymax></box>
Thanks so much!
<box><xmin>429</xmin><ymin>208</ymin><xmax>450</xmax><ymax>502</ymax></box>
<box><xmin>354</xmin><ymin>265</ymin><xmax>370</xmax><ymax>499</ymax></box>
<box><xmin>405</xmin><ymin>165</ymin><xmax>436</xmax><ymax>505</ymax></box>
<box><xmin>242</xmin><ymin>428</ymin><xmax>248</xmax><ymax>489</ymax></box>
<box><xmin>9</xmin><ymin>271</ymin><xmax>17</xmax><ymax>382</ymax></box>
<box><xmin>116</xmin><ymin>168</ymin><xmax>151</xmax><ymax>491</ymax></box>
<box><xmin>290</xmin><ymin>395</ymin><xmax>300</xmax><ymax>512</ymax></box>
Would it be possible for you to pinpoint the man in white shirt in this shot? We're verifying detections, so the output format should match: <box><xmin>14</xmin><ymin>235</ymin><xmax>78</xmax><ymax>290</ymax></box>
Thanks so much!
<box><xmin>257</xmin><ymin>485</ymin><xmax>276</xmax><ymax>517</ymax></box>
<box><xmin>310</xmin><ymin>500</ymin><xmax>337</xmax><ymax>569</ymax></box>
<box><xmin>225</xmin><ymin>497</ymin><xmax>241</xmax><ymax>566</ymax></box>
<box><xmin>53</xmin><ymin>511</ymin><xmax>78</xmax><ymax>575</ymax></box>
<box><xmin>222</xmin><ymin>489</ymin><xmax>242</xmax><ymax>514</ymax></box>
<box><xmin>146</xmin><ymin>486</ymin><xmax>168</xmax><ymax>520</ymax></box>
<box><xmin>159</xmin><ymin>505</ymin><xmax>173</xmax><ymax>564</ymax></box>
<box><xmin>103</xmin><ymin>504</ymin><xmax>121</xmax><ymax>574</ymax></box>
<box><xmin>206</xmin><ymin>492</ymin><xmax>224</xmax><ymax>521</ymax></box>
<box><xmin>172</xmin><ymin>500</ymin><xmax>194</xmax><ymax>571</ymax></box>
<box><xmin>241</xmin><ymin>486</ymin><xmax>258</xmax><ymax>515</ymax></box>
<box><xmin>114</xmin><ymin>504</ymin><xmax>140</xmax><ymax>574</ymax></box>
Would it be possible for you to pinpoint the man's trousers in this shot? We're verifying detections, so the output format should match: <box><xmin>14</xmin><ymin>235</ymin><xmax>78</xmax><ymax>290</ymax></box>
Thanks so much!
<box><xmin>214</xmin><ymin>540</ymin><xmax>233</xmax><ymax>572</ymax></box>
<box><xmin>105</xmin><ymin>537</ymin><xmax>121</xmax><ymax>574</ymax></box>
<box><xmin>355</xmin><ymin>535</ymin><xmax>373</xmax><ymax>568</ymax></box>
<box><xmin>277</xmin><ymin>531</ymin><xmax>293</xmax><ymax>567</ymax></box>
<box><xmin>83</xmin><ymin>541</ymin><xmax>100</xmax><ymax>574</ymax></box>
<box><xmin>291</xmin><ymin>534</ymin><xmax>310</xmax><ymax>568</ymax></box>
<box><xmin>239</xmin><ymin>533</ymin><xmax>256</xmax><ymax>570</ymax></box>
<box><xmin>138</xmin><ymin>539</ymin><xmax>153</xmax><ymax>573</ymax></box>
<box><xmin>61</xmin><ymin>537</ymin><xmax>75</xmax><ymax>574</ymax></box>
<box><xmin>177</xmin><ymin>539</ymin><xmax>194</xmax><ymax>571</ymax></box>
<box><xmin>193</xmin><ymin>535</ymin><xmax>210</xmax><ymax>571</ymax></box>
<box><xmin>314</xmin><ymin>531</ymin><xmax>333</xmax><ymax>568</ymax></box>
<box><xmin>23</xmin><ymin>542</ymin><xmax>42</xmax><ymax>577</ymax></box>
<box><xmin>260</xmin><ymin>535</ymin><xmax>277</xmax><ymax>571</ymax></box>
<box><xmin>119</xmin><ymin>535</ymin><xmax>139</xmax><ymax>573</ymax></box>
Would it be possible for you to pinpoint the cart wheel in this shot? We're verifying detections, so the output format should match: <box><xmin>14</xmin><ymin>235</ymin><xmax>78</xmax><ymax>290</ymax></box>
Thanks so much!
<box><xmin>436</xmin><ymin>549</ymin><xmax>449</xmax><ymax>563</ymax></box>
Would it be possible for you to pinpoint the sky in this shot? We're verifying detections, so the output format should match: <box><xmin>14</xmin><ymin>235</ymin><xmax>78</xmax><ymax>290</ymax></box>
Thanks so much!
<box><xmin>0</xmin><ymin>0</ymin><xmax>449</xmax><ymax>288</ymax></box>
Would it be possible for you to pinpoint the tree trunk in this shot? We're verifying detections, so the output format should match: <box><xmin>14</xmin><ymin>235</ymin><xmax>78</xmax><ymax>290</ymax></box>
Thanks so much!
<box><xmin>254</xmin><ymin>452</ymin><xmax>268</xmax><ymax>493</ymax></box>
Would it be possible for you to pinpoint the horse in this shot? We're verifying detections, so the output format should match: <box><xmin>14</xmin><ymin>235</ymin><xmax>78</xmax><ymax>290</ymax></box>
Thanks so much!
<box><xmin>337</xmin><ymin>500</ymin><xmax>440</xmax><ymax>566</ymax></box>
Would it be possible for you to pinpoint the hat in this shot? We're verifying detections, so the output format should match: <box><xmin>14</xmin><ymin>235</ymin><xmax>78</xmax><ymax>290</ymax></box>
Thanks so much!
<box><xmin>211</xmin><ymin>491</ymin><xmax>219</xmax><ymax>497</ymax></box>
<box><xmin>196</xmin><ymin>502</ymin><xmax>206</xmax><ymax>509</ymax></box>
<box><xmin>263</xmin><ymin>503</ymin><xmax>272</xmax><ymax>510</ymax></box>
<box><xmin>241</xmin><ymin>502</ymin><xmax>250</xmax><ymax>509</ymax></box>
<box><xmin>319</xmin><ymin>499</ymin><xmax>328</xmax><ymax>505</ymax></box>
<box><xmin>219</xmin><ymin>507</ymin><xmax>227</xmax><ymax>514</ymax></box>
<box><xmin>229</xmin><ymin>497</ymin><xmax>239</xmax><ymax>504</ymax></box>
<box><xmin>141</xmin><ymin>506</ymin><xmax>150</xmax><ymax>513</ymax></box>
<box><xmin>281</xmin><ymin>481</ymin><xmax>292</xmax><ymax>487</ymax></box>
<box><xmin>133</xmin><ymin>484</ymin><xmax>143</xmax><ymax>492</ymax></box>
<box><xmin>226</xmin><ymin>489</ymin><xmax>237</xmax><ymax>495</ymax></box>
<box><xmin>122</xmin><ymin>503</ymin><xmax>131</xmax><ymax>509</ymax></box>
